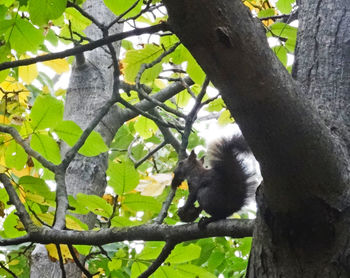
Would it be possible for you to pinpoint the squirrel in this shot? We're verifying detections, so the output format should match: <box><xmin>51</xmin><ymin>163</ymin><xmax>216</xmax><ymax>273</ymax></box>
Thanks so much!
<box><xmin>171</xmin><ymin>135</ymin><xmax>257</xmax><ymax>227</ymax></box>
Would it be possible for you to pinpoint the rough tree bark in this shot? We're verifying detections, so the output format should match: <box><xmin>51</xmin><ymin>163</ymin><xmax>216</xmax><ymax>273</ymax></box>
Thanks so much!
<box><xmin>162</xmin><ymin>0</ymin><xmax>350</xmax><ymax>277</ymax></box>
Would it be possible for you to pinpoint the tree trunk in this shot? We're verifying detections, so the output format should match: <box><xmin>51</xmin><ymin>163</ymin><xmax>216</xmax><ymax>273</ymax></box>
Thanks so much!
<box><xmin>162</xmin><ymin>0</ymin><xmax>350</xmax><ymax>276</ymax></box>
<box><xmin>30</xmin><ymin>0</ymin><xmax>122</xmax><ymax>277</ymax></box>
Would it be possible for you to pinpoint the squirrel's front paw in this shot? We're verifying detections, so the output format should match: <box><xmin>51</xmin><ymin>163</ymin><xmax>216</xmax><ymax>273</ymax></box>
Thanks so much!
<box><xmin>178</xmin><ymin>205</ymin><xmax>201</xmax><ymax>222</ymax></box>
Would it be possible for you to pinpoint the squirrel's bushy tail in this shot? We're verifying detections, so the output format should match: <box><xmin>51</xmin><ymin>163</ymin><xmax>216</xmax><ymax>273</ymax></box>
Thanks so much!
<box><xmin>208</xmin><ymin>135</ymin><xmax>256</xmax><ymax>201</ymax></box>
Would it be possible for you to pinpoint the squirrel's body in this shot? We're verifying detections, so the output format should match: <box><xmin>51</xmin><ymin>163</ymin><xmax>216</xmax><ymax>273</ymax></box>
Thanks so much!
<box><xmin>172</xmin><ymin>135</ymin><xmax>256</xmax><ymax>223</ymax></box>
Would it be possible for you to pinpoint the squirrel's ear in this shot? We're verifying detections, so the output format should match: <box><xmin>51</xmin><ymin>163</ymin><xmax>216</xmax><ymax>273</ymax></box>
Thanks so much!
<box><xmin>200</xmin><ymin>156</ymin><xmax>205</xmax><ymax>165</ymax></box>
<box><xmin>189</xmin><ymin>150</ymin><xmax>197</xmax><ymax>160</ymax></box>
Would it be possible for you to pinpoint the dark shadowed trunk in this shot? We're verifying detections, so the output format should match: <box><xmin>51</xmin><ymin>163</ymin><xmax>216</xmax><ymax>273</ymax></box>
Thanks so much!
<box><xmin>162</xmin><ymin>0</ymin><xmax>350</xmax><ymax>276</ymax></box>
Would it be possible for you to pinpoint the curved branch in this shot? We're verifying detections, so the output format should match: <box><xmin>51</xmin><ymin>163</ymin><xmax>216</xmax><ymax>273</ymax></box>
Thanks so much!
<box><xmin>0</xmin><ymin>125</ymin><xmax>57</xmax><ymax>172</ymax></box>
<box><xmin>139</xmin><ymin>240</ymin><xmax>178</xmax><ymax>278</ymax></box>
<box><xmin>0</xmin><ymin>174</ymin><xmax>35</xmax><ymax>231</ymax></box>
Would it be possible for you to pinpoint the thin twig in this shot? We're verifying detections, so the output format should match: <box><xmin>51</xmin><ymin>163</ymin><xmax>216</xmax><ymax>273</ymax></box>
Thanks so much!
<box><xmin>135</xmin><ymin>42</ymin><xmax>185</xmax><ymax>118</ymax></box>
<box><xmin>138</xmin><ymin>240</ymin><xmax>178</xmax><ymax>278</ymax></box>
<box><xmin>179</xmin><ymin>76</ymin><xmax>210</xmax><ymax>159</ymax></box>
<box><xmin>107</xmin><ymin>0</ymin><xmax>141</xmax><ymax>29</ymax></box>
<box><xmin>56</xmin><ymin>244</ymin><xmax>66</xmax><ymax>278</ymax></box>
<box><xmin>0</xmin><ymin>261</ymin><xmax>18</xmax><ymax>278</ymax></box>
<box><xmin>117</xmin><ymin>97</ymin><xmax>184</xmax><ymax>130</ymax></box>
<box><xmin>153</xmin><ymin>187</ymin><xmax>177</xmax><ymax>224</ymax></box>
<box><xmin>135</xmin><ymin>141</ymin><xmax>167</xmax><ymax>168</ymax></box>
<box><xmin>68</xmin><ymin>245</ymin><xmax>93</xmax><ymax>278</ymax></box>
<box><xmin>0</xmin><ymin>125</ymin><xmax>57</xmax><ymax>172</ymax></box>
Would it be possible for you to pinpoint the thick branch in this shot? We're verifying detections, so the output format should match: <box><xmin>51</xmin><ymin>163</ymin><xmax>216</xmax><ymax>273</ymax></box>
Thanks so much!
<box><xmin>4</xmin><ymin>219</ymin><xmax>253</xmax><ymax>246</ymax></box>
<box><xmin>0</xmin><ymin>24</ymin><xmax>168</xmax><ymax>71</ymax></box>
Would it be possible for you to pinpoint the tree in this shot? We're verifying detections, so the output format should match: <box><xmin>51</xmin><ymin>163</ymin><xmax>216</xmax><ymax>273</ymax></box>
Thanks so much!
<box><xmin>0</xmin><ymin>0</ymin><xmax>348</xmax><ymax>277</ymax></box>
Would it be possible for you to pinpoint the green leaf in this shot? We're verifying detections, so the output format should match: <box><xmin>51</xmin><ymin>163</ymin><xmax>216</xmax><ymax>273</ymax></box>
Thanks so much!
<box><xmin>29</xmin><ymin>0</ymin><xmax>67</xmax><ymax>26</ymax></box>
<box><xmin>134</xmin><ymin>116</ymin><xmax>158</xmax><ymax>139</ymax></box>
<box><xmin>107</xmin><ymin>160</ymin><xmax>139</xmax><ymax>195</ymax></box>
<box><xmin>0</xmin><ymin>43</ymin><xmax>10</xmax><ymax>82</ymax></box>
<box><xmin>122</xmin><ymin>193</ymin><xmax>161</xmax><ymax>213</ymax></box>
<box><xmin>258</xmin><ymin>8</ymin><xmax>275</xmax><ymax>18</ymax></box>
<box><xmin>76</xmin><ymin>193</ymin><xmax>113</xmax><ymax>218</ymax></box>
<box><xmin>1</xmin><ymin>211</ymin><xmax>26</xmax><ymax>238</ymax></box>
<box><xmin>206</xmin><ymin>98</ymin><xmax>224</xmax><ymax>112</ymax></box>
<box><xmin>176</xmin><ymin>264</ymin><xmax>216</xmax><ymax>278</ymax></box>
<box><xmin>273</xmin><ymin>45</ymin><xmax>288</xmax><ymax>67</ymax></box>
<box><xmin>104</xmin><ymin>0</ymin><xmax>143</xmax><ymax>18</ymax></box>
<box><xmin>30</xmin><ymin>133</ymin><xmax>61</xmax><ymax>164</ymax></box>
<box><xmin>64</xmin><ymin>7</ymin><xmax>92</xmax><ymax>33</ymax></box>
<box><xmin>218</xmin><ymin>109</ymin><xmax>234</xmax><ymax>125</ymax></box>
<box><xmin>123</xmin><ymin>44</ymin><xmax>163</xmax><ymax>83</ymax></box>
<box><xmin>136</xmin><ymin>242</ymin><xmax>163</xmax><ymax>260</ymax></box>
<box><xmin>269</xmin><ymin>22</ymin><xmax>297</xmax><ymax>40</ymax></box>
<box><xmin>5</xmin><ymin>141</ymin><xmax>27</xmax><ymax>170</ymax></box>
<box><xmin>30</xmin><ymin>95</ymin><xmax>63</xmax><ymax>130</ymax></box>
<box><xmin>166</xmin><ymin>244</ymin><xmax>201</xmax><ymax>264</ymax></box>
<box><xmin>186</xmin><ymin>51</ymin><xmax>205</xmax><ymax>84</ymax></box>
<box><xmin>154</xmin><ymin>266</ymin><xmax>179</xmax><ymax>278</ymax></box>
<box><xmin>111</xmin><ymin>124</ymin><xmax>134</xmax><ymax>149</ymax></box>
<box><xmin>53</xmin><ymin>120</ymin><xmax>82</xmax><ymax>146</ymax></box>
<box><xmin>130</xmin><ymin>262</ymin><xmax>148</xmax><ymax>278</ymax></box>
<box><xmin>175</xmin><ymin>89</ymin><xmax>191</xmax><ymax>108</ymax></box>
<box><xmin>208</xmin><ymin>251</ymin><xmax>225</xmax><ymax>272</ymax></box>
<box><xmin>0</xmin><ymin>18</ymin><xmax>44</xmax><ymax>54</ymax></box>
<box><xmin>18</xmin><ymin>176</ymin><xmax>53</xmax><ymax>199</ymax></box>
<box><xmin>79</xmin><ymin>131</ymin><xmax>109</xmax><ymax>156</ymax></box>
<box><xmin>108</xmin><ymin>257</ymin><xmax>122</xmax><ymax>271</ymax></box>
<box><xmin>276</xmin><ymin>0</ymin><xmax>295</xmax><ymax>14</ymax></box>
<box><xmin>53</xmin><ymin>120</ymin><xmax>108</xmax><ymax>157</ymax></box>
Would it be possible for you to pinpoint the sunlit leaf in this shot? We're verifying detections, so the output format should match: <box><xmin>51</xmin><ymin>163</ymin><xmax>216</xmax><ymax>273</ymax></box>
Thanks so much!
<box><xmin>29</xmin><ymin>0</ymin><xmax>68</xmax><ymax>26</ymax></box>
<box><xmin>107</xmin><ymin>160</ymin><xmax>139</xmax><ymax>195</ymax></box>
<box><xmin>42</xmin><ymin>58</ymin><xmax>70</xmax><ymax>74</ymax></box>
<box><xmin>165</xmin><ymin>244</ymin><xmax>201</xmax><ymax>264</ymax></box>
<box><xmin>0</xmin><ymin>18</ymin><xmax>44</xmax><ymax>54</ymax></box>
<box><xmin>19</xmin><ymin>56</ymin><xmax>38</xmax><ymax>84</ymax></box>
<box><xmin>30</xmin><ymin>95</ymin><xmax>64</xmax><ymax>130</ymax></box>
<box><xmin>134</xmin><ymin>116</ymin><xmax>158</xmax><ymax>139</ymax></box>
<box><xmin>76</xmin><ymin>193</ymin><xmax>113</xmax><ymax>218</ymax></box>
<box><xmin>5</xmin><ymin>141</ymin><xmax>27</xmax><ymax>170</ymax></box>
<box><xmin>104</xmin><ymin>0</ymin><xmax>143</xmax><ymax>18</ymax></box>
<box><xmin>30</xmin><ymin>133</ymin><xmax>61</xmax><ymax>164</ymax></box>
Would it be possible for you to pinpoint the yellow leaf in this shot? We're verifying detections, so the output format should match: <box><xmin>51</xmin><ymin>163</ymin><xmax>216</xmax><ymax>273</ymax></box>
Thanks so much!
<box><xmin>0</xmin><ymin>77</ymin><xmax>30</xmax><ymax>106</ymax></box>
<box><xmin>25</xmin><ymin>192</ymin><xmax>46</xmax><ymax>204</ymax></box>
<box><xmin>66</xmin><ymin>217</ymin><xmax>84</xmax><ymax>231</ymax></box>
<box><xmin>7</xmin><ymin>259</ymin><xmax>19</xmax><ymax>266</ymax></box>
<box><xmin>0</xmin><ymin>115</ymin><xmax>10</xmax><ymax>124</ymax></box>
<box><xmin>46</xmin><ymin>244</ymin><xmax>74</xmax><ymax>263</ymax></box>
<box><xmin>0</xmin><ymin>164</ymin><xmax>6</xmax><ymax>173</ymax></box>
<box><xmin>179</xmin><ymin>180</ymin><xmax>188</xmax><ymax>190</ymax></box>
<box><xmin>19</xmin><ymin>55</ymin><xmax>38</xmax><ymax>84</ymax></box>
<box><xmin>42</xmin><ymin>58</ymin><xmax>70</xmax><ymax>74</ymax></box>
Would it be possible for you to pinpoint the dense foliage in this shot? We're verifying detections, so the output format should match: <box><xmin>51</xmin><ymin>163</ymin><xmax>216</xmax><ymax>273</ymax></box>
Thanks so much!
<box><xmin>0</xmin><ymin>0</ymin><xmax>296</xmax><ymax>277</ymax></box>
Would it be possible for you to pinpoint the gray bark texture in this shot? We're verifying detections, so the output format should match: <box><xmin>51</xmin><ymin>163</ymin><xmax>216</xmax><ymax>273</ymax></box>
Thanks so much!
<box><xmin>162</xmin><ymin>0</ymin><xmax>350</xmax><ymax>277</ymax></box>
<box><xmin>30</xmin><ymin>0</ymin><xmax>123</xmax><ymax>277</ymax></box>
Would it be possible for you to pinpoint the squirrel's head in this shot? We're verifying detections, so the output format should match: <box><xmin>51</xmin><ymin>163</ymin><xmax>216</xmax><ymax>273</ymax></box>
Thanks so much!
<box><xmin>171</xmin><ymin>150</ymin><xmax>205</xmax><ymax>188</ymax></box>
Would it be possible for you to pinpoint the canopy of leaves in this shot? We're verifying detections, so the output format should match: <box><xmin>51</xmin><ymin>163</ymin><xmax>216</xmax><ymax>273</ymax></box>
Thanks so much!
<box><xmin>0</xmin><ymin>0</ymin><xmax>295</xmax><ymax>276</ymax></box>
